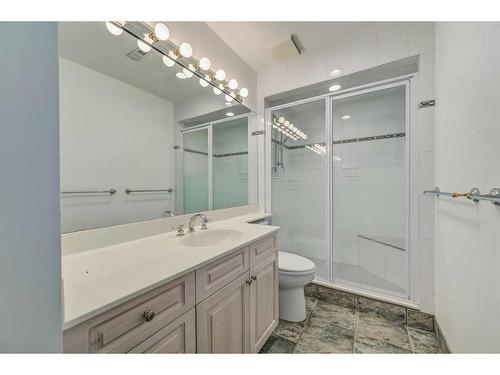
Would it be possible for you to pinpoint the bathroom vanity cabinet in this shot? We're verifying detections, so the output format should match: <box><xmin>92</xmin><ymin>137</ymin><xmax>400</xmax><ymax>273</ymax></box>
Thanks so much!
<box><xmin>63</xmin><ymin>233</ymin><xmax>278</xmax><ymax>354</ymax></box>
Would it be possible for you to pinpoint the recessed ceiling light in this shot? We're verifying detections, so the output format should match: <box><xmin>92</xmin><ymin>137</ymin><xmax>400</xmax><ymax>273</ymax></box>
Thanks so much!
<box><xmin>329</xmin><ymin>84</ymin><xmax>341</xmax><ymax>92</ymax></box>
<box><xmin>226</xmin><ymin>112</ymin><xmax>234</xmax><ymax>117</ymax></box>
<box><xmin>341</xmin><ymin>115</ymin><xmax>351</xmax><ymax>120</ymax></box>
<box><xmin>330</xmin><ymin>69</ymin><xmax>342</xmax><ymax>77</ymax></box>
<box><xmin>176</xmin><ymin>72</ymin><xmax>186</xmax><ymax>79</ymax></box>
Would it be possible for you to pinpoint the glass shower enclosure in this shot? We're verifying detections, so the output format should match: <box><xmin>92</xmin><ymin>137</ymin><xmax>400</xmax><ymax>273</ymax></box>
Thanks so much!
<box><xmin>267</xmin><ymin>79</ymin><xmax>411</xmax><ymax>302</ymax></box>
<box><xmin>181</xmin><ymin>116</ymin><xmax>249</xmax><ymax>214</ymax></box>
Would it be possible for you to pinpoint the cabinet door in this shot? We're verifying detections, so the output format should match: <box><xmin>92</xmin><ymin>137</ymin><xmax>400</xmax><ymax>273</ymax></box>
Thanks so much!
<box><xmin>249</xmin><ymin>253</ymin><xmax>279</xmax><ymax>353</ymax></box>
<box><xmin>196</xmin><ymin>272</ymin><xmax>250</xmax><ymax>353</ymax></box>
<box><xmin>128</xmin><ymin>309</ymin><xmax>196</xmax><ymax>353</ymax></box>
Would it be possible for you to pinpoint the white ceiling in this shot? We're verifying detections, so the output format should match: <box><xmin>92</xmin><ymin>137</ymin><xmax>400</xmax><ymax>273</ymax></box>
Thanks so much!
<box><xmin>206</xmin><ymin>22</ymin><xmax>376</xmax><ymax>72</ymax></box>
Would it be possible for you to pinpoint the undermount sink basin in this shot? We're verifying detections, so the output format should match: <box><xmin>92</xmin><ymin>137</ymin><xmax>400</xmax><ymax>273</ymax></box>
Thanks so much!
<box><xmin>181</xmin><ymin>229</ymin><xmax>244</xmax><ymax>247</ymax></box>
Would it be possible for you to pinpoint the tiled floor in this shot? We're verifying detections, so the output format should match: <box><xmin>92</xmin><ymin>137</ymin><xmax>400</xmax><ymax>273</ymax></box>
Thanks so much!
<box><xmin>260</xmin><ymin>284</ymin><xmax>444</xmax><ymax>354</ymax></box>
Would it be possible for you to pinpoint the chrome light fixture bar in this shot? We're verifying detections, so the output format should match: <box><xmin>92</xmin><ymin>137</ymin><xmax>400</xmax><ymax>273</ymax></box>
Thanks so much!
<box><xmin>271</xmin><ymin>116</ymin><xmax>307</xmax><ymax>141</ymax></box>
<box><xmin>105</xmin><ymin>21</ymin><xmax>248</xmax><ymax>104</ymax></box>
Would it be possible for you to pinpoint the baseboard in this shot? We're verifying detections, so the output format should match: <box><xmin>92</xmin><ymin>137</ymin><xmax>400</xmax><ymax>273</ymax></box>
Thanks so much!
<box><xmin>434</xmin><ymin>318</ymin><xmax>452</xmax><ymax>353</ymax></box>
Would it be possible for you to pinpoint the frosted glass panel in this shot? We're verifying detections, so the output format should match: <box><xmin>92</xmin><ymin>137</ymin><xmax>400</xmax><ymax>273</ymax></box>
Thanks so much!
<box><xmin>331</xmin><ymin>85</ymin><xmax>408</xmax><ymax>298</ymax></box>
<box><xmin>183</xmin><ymin>129</ymin><xmax>209</xmax><ymax>214</ymax></box>
<box><xmin>271</xmin><ymin>99</ymin><xmax>327</xmax><ymax>279</ymax></box>
<box><xmin>213</xmin><ymin>118</ymin><xmax>248</xmax><ymax>210</ymax></box>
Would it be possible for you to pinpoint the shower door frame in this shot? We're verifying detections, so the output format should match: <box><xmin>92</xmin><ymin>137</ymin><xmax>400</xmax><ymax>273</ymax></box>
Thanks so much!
<box><xmin>177</xmin><ymin>113</ymin><xmax>251</xmax><ymax>215</ymax></box>
<box><xmin>265</xmin><ymin>74</ymin><xmax>420</xmax><ymax>307</ymax></box>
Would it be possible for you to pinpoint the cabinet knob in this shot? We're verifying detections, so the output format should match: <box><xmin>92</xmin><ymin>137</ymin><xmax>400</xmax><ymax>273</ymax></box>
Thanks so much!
<box><xmin>246</xmin><ymin>279</ymin><xmax>253</xmax><ymax>285</ymax></box>
<box><xmin>251</xmin><ymin>276</ymin><xmax>257</xmax><ymax>281</ymax></box>
<box><xmin>143</xmin><ymin>309</ymin><xmax>155</xmax><ymax>322</ymax></box>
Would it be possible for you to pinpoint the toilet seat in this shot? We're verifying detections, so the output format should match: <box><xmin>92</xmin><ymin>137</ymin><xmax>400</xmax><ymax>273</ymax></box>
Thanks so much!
<box><xmin>278</xmin><ymin>251</ymin><xmax>316</xmax><ymax>275</ymax></box>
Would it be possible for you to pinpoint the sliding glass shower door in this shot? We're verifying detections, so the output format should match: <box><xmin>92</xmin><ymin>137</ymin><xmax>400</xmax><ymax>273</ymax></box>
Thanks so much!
<box><xmin>270</xmin><ymin>99</ymin><xmax>328</xmax><ymax>279</ymax></box>
<box><xmin>331</xmin><ymin>84</ymin><xmax>409</xmax><ymax>298</ymax></box>
<box><xmin>182</xmin><ymin>117</ymin><xmax>249</xmax><ymax>214</ymax></box>
<box><xmin>183</xmin><ymin>128</ymin><xmax>209</xmax><ymax>214</ymax></box>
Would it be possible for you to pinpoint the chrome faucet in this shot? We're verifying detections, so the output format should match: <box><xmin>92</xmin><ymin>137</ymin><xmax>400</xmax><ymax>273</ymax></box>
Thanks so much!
<box><xmin>161</xmin><ymin>210</ymin><xmax>175</xmax><ymax>218</ymax></box>
<box><xmin>188</xmin><ymin>213</ymin><xmax>209</xmax><ymax>232</ymax></box>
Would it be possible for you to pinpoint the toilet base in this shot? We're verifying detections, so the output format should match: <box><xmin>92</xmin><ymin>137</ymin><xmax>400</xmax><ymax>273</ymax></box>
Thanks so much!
<box><xmin>279</xmin><ymin>286</ymin><xmax>307</xmax><ymax>322</ymax></box>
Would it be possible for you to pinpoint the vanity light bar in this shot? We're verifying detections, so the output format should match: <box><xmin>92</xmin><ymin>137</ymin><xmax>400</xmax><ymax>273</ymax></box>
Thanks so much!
<box><xmin>271</xmin><ymin>116</ymin><xmax>308</xmax><ymax>141</ymax></box>
<box><xmin>105</xmin><ymin>21</ymin><xmax>249</xmax><ymax>104</ymax></box>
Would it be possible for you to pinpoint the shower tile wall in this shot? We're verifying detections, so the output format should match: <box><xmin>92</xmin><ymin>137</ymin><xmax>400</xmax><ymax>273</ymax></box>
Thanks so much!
<box><xmin>213</xmin><ymin>119</ymin><xmax>249</xmax><ymax>210</ymax></box>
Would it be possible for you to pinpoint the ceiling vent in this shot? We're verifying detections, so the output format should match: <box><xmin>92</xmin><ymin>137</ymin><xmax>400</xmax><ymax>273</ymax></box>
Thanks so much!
<box><xmin>126</xmin><ymin>47</ymin><xmax>148</xmax><ymax>62</ymax></box>
<box><xmin>270</xmin><ymin>34</ymin><xmax>304</xmax><ymax>62</ymax></box>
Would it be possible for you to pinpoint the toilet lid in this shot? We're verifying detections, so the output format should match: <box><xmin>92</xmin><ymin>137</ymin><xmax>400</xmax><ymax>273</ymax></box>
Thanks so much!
<box><xmin>278</xmin><ymin>251</ymin><xmax>316</xmax><ymax>273</ymax></box>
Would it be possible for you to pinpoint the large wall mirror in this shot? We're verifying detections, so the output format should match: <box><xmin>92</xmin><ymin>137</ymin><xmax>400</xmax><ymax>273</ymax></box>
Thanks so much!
<box><xmin>59</xmin><ymin>22</ymin><xmax>256</xmax><ymax>233</ymax></box>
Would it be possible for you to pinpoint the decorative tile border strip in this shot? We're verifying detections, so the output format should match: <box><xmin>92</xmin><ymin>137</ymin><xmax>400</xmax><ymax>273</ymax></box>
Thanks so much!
<box><xmin>183</xmin><ymin>148</ymin><xmax>248</xmax><ymax>158</ymax></box>
<box><xmin>213</xmin><ymin>151</ymin><xmax>248</xmax><ymax>158</ymax></box>
<box><xmin>272</xmin><ymin>132</ymin><xmax>406</xmax><ymax>150</ymax></box>
<box><xmin>183</xmin><ymin>148</ymin><xmax>208</xmax><ymax>156</ymax></box>
<box><xmin>332</xmin><ymin>132</ymin><xmax>406</xmax><ymax>145</ymax></box>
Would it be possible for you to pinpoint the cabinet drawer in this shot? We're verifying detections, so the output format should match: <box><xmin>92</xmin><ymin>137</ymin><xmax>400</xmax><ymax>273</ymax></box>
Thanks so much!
<box><xmin>128</xmin><ymin>308</ymin><xmax>196</xmax><ymax>353</ymax></box>
<box><xmin>89</xmin><ymin>272</ymin><xmax>195</xmax><ymax>353</ymax></box>
<box><xmin>249</xmin><ymin>235</ymin><xmax>276</xmax><ymax>267</ymax></box>
<box><xmin>196</xmin><ymin>246</ymin><xmax>249</xmax><ymax>303</ymax></box>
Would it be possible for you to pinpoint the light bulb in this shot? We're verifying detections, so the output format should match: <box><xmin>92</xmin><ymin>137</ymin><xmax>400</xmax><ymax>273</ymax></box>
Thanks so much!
<box><xmin>330</xmin><ymin>69</ymin><xmax>342</xmax><ymax>77</ymax></box>
<box><xmin>199</xmin><ymin>78</ymin><xmax>209</xmax><ymax>87</ymax></box>
<box><xmin>329</xmin><ymin>84</ymin><xmax>341</xmax><ymax>92</ymax></box>
<box><xmin>215</xmin><ymin>69</ymin><xmax>226</xmax><ymax>81</ymax></box>
<box><xmin>137</xmin><ymin>37</ymin><xmax>152</xmax><ymax>53</ymax></box>
<box><xmin>176</xmin><ymin>72</ymin><xmax>186</xmax><ymax>79</ymax></box>
<box><xmin>105</xmin><ymin>22</ymin><xmax>123</xmax><ymax>36</ymax></box>
<box><xmin>213</xmin><ymin>87</ymin><xmax>222</xmax><ymax>95</ymax></box>
<box><xmin>225</xmin><ymin>95</ymin><xmax>233</xmax><ymax>102</ymax></box>
<box><xmin>179</xmin><ymin>42</ymin><xmax>193</xmax><ymax>58</ymax></box>
<box><xmin>183</xmin><ymin>67</ymin><xmax>193</xmax><ymax>78</ymax></box>
<box><xmin>154</xmin><ymin>23</ymin><xmax>170</xmax><ymax>41</ymax></box>
<box><xmin>278</xmin><ymin>116</ymin><xmax>285</xmax><ymax>124</ymax></box>
<box><xmin>239</xmin><ymin>88</ymin><xmax>248</xmax><ymax>98</ymax></box>
<box><xmin>162</xmin><ymin>55</ymin><xmax>175</xmax><ymax>67</ymax></box>
<box><xmin>226</xmin><ymin>112</ymin><xmax>234</xmax><ymax>117</ymax></box>
<box><xmin>228</xmin><ymin>79</ymin><xmax>238</xmax><ymax>90</ymax></box>
<box><xmin>199</xmin><ymin>57</ymin><xmax>211</xmax><ymax>71</ymax></box>
<box><xmin>284</xmin><ymin>120</ymin><xmax>290</xmax><ymax>127</ymax></box>
<box><xmin>303</xmin><ymin>135</ymin><xmax>308</xmax><ymax>139</ymax></box>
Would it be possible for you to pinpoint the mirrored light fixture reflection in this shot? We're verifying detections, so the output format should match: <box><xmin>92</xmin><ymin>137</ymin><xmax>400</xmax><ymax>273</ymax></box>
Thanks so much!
<box><xmin>105</xmin><ymin>21</ymin><xmax>248</xmax><ymax>103</ymax></box>
<box><xmin>341</xmin><ymin>114</ymin><xmax>351</xmax><ymax>120</ymax></box>
<box><xmin>272</xmin><ymin>116</ymin><xmax>307</xmax><ymax>141</ymax></box>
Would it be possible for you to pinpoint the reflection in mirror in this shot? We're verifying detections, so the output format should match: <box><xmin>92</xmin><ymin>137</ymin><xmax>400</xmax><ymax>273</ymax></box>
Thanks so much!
<box><xmin>58</xmin><ymin>22</ymin><xmax>255</xmax><ymax>233</ymax></box>
<box><xmin>181</xmin><ymin>117</ymin><xmax>249</xmax><ymax>214</ymax></box>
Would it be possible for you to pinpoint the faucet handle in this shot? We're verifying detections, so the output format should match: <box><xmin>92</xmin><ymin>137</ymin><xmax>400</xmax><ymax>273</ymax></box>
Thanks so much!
<box><xmin>201</xmin><ymin>222</ymin><xmax>208</xmax><ymax>230</ymax></box>
<box><xmin>172</xmin><ymin>224</ymin><xmax>185</xmax><ymax>236</ymax></box>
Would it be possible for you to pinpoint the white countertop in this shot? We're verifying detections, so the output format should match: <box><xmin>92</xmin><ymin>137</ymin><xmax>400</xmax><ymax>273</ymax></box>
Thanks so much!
<box><xmin>62</xmin><ymin>212</ymin><xmax>277</xmax><ymax>330</ymax></box>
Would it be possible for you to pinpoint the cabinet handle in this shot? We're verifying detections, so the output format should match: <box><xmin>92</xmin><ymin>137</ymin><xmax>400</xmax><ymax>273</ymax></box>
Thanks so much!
<box><xmin>143</xmin><ymin>309</ymin><xmax>155</xmax><ymax>322</ymax></box>
<box><xmin>246</xmin><ymin>279</ymin><xmax>253</xmax><ymax>285</ymax></box>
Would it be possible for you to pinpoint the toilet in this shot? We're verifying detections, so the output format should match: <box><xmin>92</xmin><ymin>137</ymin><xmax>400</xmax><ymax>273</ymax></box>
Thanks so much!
<box><xmin>278</xmin><ymin>251</ymin><xmax>316</xmax><ymax>322</ymax></box>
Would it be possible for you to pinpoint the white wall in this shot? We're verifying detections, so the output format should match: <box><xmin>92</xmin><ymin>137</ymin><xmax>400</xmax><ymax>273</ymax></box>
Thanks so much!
<box><xmin>59</xmin><ymin>58</ymin><xmax>175</xmax><ymax>232</ymax></box>
<box><xmin>0</xmin><ymin>23</ymin><xmax>62</xmax><ymax>352</ymax></box>
<box><xmin>258</xmin><ymin>22</ymin><xmax>436</xmax><ymax>312</ymax></box>
<box><xmin>435</xmin><ymin>22</ymin><xmax>500</xmax><ymax>353</ymax></box>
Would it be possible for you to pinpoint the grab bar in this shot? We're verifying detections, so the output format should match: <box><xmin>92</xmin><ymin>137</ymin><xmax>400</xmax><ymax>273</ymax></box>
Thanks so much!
<box><xmin>61</xmin><ymin>189</ymin><xmax>117</xmax><ymax>195</ymax></box>
<box><xmin>125</xmin><ymin>188</ymin><xmax>174</xmax><ymax>194</ymax></box>
<box><xmin>423</xmin><ymin>186</ymin><xmax>500</xmax><ymax>205</ymax></box>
